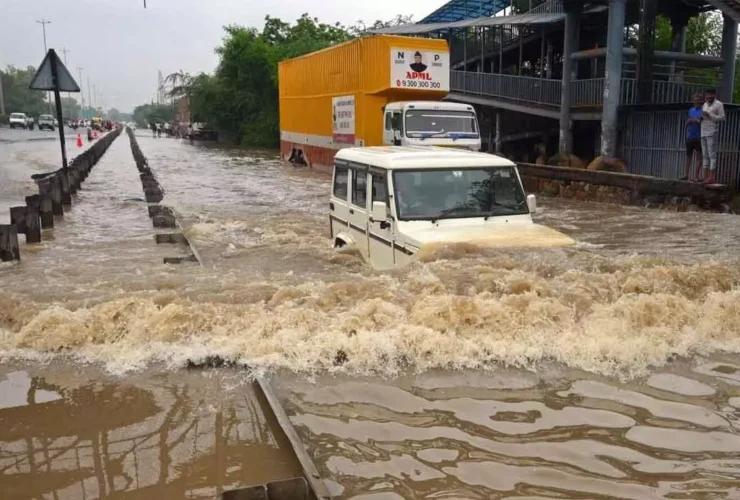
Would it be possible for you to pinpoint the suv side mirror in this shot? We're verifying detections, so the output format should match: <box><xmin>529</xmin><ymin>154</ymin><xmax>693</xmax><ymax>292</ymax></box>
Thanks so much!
<box><xmin>526</xmin><ymin>194</ymin><xmax>537</xmax><ymax>214</ymax></box>
<box><xmin>371</xmin><ymin>201</ymin><xmax>388</xmax><ymax>222</ymax></box>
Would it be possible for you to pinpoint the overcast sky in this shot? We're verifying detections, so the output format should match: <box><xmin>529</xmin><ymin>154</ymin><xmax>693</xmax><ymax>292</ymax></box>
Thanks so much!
<box><xmin>2</xmin><ymin>0</ymin><xmax>439</xmax><ymax>112</ymax></box>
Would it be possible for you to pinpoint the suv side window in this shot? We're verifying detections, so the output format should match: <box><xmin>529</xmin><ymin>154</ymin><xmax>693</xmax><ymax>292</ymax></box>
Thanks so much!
<box><xmin>351</xmin><ymin>169</ymin><xmax>367</xmax><ymax>209</ymax></box>
<box><xmin>384</xmin><ymin>113</ymin><xmax>392</xmax><ymax>131</ymax></box>
<box><xmin>372</xmin><ymin>173</ymin><xmax>387</xmax><ymax>204</ymax></box>
<box><xmin>333</xmin><ymin>164</ymin><xmax>348</xmax><ymax>200</ymax></box>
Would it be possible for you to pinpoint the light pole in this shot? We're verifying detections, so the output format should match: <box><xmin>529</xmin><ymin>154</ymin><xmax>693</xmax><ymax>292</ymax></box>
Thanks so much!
<box><xmin>36</xmin><ymin>18</ymin><xmax>53</xmax><ymax>113</ymax></box>
<box><xmin>87</xmin><ymin>77</ymin><xmax>92</xmax><ymax>117</ymax></box>
<box><xmin>77</xmin><ymin>67</ymin><xmax>84</xmax><ymax>119</ymax></box>
<box><xmin>60</xmin><ymin>47</ymin><xmax>72</xmax><ymax>120</ymax></box>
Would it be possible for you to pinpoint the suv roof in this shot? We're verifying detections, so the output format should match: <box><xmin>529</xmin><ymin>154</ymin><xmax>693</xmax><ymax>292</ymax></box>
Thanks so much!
<box><xmin>335</xmin><ymin>146</ymin><xmax>514</xmax><ymax>170</ymax></box>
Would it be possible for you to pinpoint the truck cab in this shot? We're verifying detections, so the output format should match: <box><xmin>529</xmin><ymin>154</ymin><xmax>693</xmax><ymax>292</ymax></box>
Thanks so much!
<box><xmin>383</xmin><ymin>102</ymin><xmax>480</xmax><ymax>152</ymax></box>
<box><xmin>329</xmin><ymin>146</ymin><xmax>574</xmax><ymax>270</ymax></box>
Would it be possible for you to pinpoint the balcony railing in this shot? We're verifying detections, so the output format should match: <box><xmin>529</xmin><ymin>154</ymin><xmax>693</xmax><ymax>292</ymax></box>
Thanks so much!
<box><xmin>451</xmin><ymin>71</ymin><xmax>712</xmax><ymax>109</ymax></box>
<box><xmin>451</xmin><ymin>71</ymin><xmax>562</xmax><ymax>107</ymax></box>
<box><xmin>527</xmin><ymin>0</ymin><xmax>564</xmax><ymax>14</ymax></box>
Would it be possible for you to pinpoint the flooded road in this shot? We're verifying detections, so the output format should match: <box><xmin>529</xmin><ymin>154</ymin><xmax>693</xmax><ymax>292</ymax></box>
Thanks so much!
<box><xmin>2</xmin><ymin>131</ymin><xmax>740</xmax><ymax>498</ymax></box>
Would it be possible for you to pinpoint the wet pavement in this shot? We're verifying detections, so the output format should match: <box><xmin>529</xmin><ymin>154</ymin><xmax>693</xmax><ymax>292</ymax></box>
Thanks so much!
<box><xmin>1</xmin><ymin>131</ymin><xmax>740</xmax><ymax>498</ymax></box>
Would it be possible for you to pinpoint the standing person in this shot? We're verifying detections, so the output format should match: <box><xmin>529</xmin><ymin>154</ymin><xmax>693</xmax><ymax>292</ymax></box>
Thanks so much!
<box><xmin>700</xmin><ymin>88</ymin><xmax>725</xmax><ymax>184</ymax></box>
<box><xmin>682</xmin><ymin>94</ymin><xmax>703</xmax><ymax>181</ymax></box>
<box><xmin>150</xmin><ymin>122</ymin><xmax>156</xmax><ymax>138</ymax></box>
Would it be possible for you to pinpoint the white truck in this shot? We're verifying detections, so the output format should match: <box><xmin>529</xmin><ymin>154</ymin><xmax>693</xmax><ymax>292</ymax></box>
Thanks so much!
<box><xmin>330</xmin><ymin>146</ymin><xmax>574</xmax><ymax>270</ymax></box>
<box><xmin>383</xmin><ymin>101</ymin><xmax>481</xmax><ymax>151</ymax></box>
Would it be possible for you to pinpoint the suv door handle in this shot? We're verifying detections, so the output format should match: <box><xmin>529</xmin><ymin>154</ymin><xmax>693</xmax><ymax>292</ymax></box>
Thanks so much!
<box><xmin>380</xmin><ymin>221</ymin><xmax>391</xmax><ymax>230</ymax></box>
<box><xmin>349</xmin><ymin>209</ymin><xmax>354</xmax><ymax>215</ymax></box>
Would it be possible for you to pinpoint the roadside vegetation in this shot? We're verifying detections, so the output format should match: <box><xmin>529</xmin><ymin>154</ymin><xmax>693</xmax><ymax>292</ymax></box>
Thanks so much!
<box><xmin>127</xmin><ymin>10</ymin><xmax>738</xmax><ymax>147</ymax></box>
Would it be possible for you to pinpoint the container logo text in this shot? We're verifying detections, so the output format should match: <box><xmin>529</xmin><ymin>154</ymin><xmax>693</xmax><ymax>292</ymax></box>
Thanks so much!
<box><xmin>332</xmin><ymin>95</ymin><xmax>355</xmax><ymax>145</ymax></box>
<box><xmin>390</xmin><ymin>48</ymin><xmax>449</xmax><ymax>91</ymax></box>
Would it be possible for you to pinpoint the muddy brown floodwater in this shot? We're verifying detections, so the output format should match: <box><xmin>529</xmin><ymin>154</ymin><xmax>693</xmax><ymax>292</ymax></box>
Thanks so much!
<box><xmin>1</xmin><ymin>131</ymin><xmax>740</xmax><ymax>498</ymax></box>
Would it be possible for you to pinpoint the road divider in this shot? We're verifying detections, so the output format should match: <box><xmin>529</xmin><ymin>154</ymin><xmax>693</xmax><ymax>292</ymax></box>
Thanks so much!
<box><xmin>1</xmin><ymin>128</ymin><xmax>123</xmax><ymax>262</ymax></box>
<box><xmin>125</xmin><ymin>127</ymin><xmax>201</xmax><ymax>266</ymax></box>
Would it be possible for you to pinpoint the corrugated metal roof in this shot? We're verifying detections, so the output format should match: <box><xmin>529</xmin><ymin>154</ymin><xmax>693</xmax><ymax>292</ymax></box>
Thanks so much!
<box><xmin>373</xmin><ymin>12</ymin><xmax>566</xmax><ymax>35</ymax></box>
<box><xmin>705</xmin><ymin>0</ymin><xmax>740</xmax><ymax>23</ymax></box>
<box><xmin>419</xmin><ymin>0</ymin><xmax>508</xmax><ymax>24</ymax></box>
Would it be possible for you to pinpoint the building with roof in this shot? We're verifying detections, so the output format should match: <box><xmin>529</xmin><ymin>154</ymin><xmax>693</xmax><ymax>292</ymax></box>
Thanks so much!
<box><xmin>375</xmin><ymin>0</ymin><xmax>740</xmax><ymax>188</ymax></box>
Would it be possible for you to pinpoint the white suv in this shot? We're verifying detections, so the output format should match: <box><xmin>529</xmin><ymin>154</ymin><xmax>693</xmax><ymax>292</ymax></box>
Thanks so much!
<box><xmin>9</xmin><ymin>113</ymin><xmax>29</xmax><ymax>129</ymax></box>
<box><xmin>38</xmin><ymin>114</ymin><xmax>55</xmax><ymax>131</ymax></box>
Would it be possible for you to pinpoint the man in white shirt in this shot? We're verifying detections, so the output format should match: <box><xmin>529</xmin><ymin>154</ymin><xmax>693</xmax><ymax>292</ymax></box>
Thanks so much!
<box><xmin>700</xmin><ymin>88</ymin><xmax>725</xmax><ymax>184</ymax></box>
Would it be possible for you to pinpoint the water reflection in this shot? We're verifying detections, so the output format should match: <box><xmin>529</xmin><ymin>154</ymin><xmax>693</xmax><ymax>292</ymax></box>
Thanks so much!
<box><xmin>274</xmin><ymin>365</ymin><xmax>740</xmax><ymax>499</ymax></box>
<box><xmin>0</xmin><ymin>366</ymin><xmax>301</xmax><ymax>499</ymax></box>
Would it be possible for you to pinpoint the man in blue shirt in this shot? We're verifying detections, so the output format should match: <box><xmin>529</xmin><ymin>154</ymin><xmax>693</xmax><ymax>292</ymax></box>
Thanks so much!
<box><xmin>683</xmin><ymin>93</ymin><xmax>703</xmax><ymax>181</ymax></box>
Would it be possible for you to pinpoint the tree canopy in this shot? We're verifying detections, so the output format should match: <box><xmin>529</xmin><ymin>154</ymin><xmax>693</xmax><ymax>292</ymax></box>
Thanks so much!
<box><xmin>134</xmin><ymin>10</ymin><xmax>738</xmax><ymax>146</ymax></box>
<box><xmin>143</xmin><ymin>13</ymin><xmax>409</xmax><ymax>146</ymax></box>
<box><xmin>1</xmin><ymin>66</ymin><xmax>49</xmax><ymax>117</ymax></box>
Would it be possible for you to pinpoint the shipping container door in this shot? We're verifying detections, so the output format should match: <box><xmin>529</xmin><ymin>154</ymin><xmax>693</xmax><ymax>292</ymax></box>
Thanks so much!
<box><xmin>348</xmin><ymin>164</ymin><xmax>370</xmax><ymax>258</ymax></box>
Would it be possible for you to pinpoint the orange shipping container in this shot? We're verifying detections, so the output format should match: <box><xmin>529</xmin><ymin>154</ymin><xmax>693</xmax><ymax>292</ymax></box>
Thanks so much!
<box><xmin>278</xmin><ymin>35</ymin><xmax>449</xmax><ymax>171</ymax></box>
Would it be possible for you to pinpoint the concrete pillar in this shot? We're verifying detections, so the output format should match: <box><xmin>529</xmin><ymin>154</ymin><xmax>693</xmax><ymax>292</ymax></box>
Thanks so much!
<box><xmin>463</xmin><ymin>28</ymin><xmax>468</xmax><ymax>70</ymax></box>
<box><xmin>670</xmin><ymin>16</ymin><xmax>688</xmax><ymax>79</ymax></box>
<box><xmin>635</xmin><ymin>0</ymin><xmax>658</xmax><ymax>104</ymax></box>
<box><xmin>495</xmin><ymin>111</ymin><xmax>502</xmax><ymax>154</ymax></box>
<box><xmin>559</xmin><ymin>7</ymin><xmax>579</xmax><ymax>153</ymax></box>
<box><xmin>720</xmin><ymin>14</ymin><xmax>738</xmax><ymax>104</ymax></box>
<box><xmin>499</xmin><ymin>26</ymin><xmax>504</xmax><ymax>73</ymax></box>
<box><xmin>480</xmin><ymin>27</ymin><xmax>485</xmax><ymax>72</ymax></box>
<box><xmin>540</xmin><ymin>30</ymin><xmax>546</xmax><ymax>78</ymax></box>
<box><xmin>600</xmin><ymin>0</ymin><xmax>627</xmax><ymax>159</ymax></box>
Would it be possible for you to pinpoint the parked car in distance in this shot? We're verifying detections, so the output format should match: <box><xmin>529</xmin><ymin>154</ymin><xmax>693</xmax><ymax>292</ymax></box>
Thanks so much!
<box><xmin>38</xmin><ymin>114</ymin><xmax>56</xmax><ymax>131</ymax></box>
<box><xmin>9</xmin><ymin>113</ymin><xmax>29</xmax><ymax>129</ymax></box>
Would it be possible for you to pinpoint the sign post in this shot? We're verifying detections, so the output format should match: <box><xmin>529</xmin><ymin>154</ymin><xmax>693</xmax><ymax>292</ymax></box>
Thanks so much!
<box><xmin>29</xmin><ymin>49</ymin><xmax>81</xmax><ymax>184</ymax></box>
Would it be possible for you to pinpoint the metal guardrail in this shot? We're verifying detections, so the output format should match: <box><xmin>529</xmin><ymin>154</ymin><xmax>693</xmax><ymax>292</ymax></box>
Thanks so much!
<box><xmin>527</xmin><ymin>0</ymin><xmax>564</xmax><ymax>14</ymax></box>
<box><xmin>620</xmin><ymin>79</ymin><xmax>707</xmax><ymax>105</ymax></box>
<box><xmin>570</xmin><ymin>78</ymin><xmax>605</xmax><ymax>107</ymax></box>
<box><xmin>452</xmin><ymin>71</ymin><xmax>714</xmax><ymax>108</ymax></box>
<box><xmin>451</xmin><ymin>70</ymin><xmax>562</xmax><ymax>106</ymax></box>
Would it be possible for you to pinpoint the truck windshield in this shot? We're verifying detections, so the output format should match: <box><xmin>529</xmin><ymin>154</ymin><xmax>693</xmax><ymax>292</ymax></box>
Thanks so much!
<box><xmin>393</xmin><ymin>167</ymin><xmax>527</xmax><ymax>221</ymax></box>
<box><xmin>404</xmin><ymin>110</ymin><xmax>478</xmax><ymax>139</ymax></box>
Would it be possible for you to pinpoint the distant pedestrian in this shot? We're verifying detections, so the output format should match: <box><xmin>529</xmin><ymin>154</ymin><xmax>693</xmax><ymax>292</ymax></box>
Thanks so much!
<box><xmin>150</xmin><ymin>122</ymin><xmax>156</xmax><ymax>138</ymax></box>
<box><xmin>700</xmin><ymin>88</ymin><xmax>725</xmax><ymax>184</ymax></box>
<box><xmin>682</xmin><ymin>93</ymin><xmax>703</xmax><ymax>181</ymax></box>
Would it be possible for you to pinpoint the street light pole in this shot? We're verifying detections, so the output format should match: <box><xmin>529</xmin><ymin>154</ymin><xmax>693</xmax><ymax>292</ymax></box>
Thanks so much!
<box><xmin>77</xmin><ymin>67</ymin><xmax>84</xmax><ymax>119</ymax></box>
<box><xmin>87</xmin><ymin>77</ymin><xmax>92</xmax><ymax>116</ymax></box>
<box><xmin>36</xmin><ymin>18</ymin><xmax>53</xmax><ymax>114</ymax></box>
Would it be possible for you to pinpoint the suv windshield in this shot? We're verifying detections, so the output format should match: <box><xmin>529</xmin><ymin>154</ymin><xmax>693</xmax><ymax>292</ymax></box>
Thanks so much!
<box><xmin>10</xmin><ymin>113</ymin><xmax>25</xmax><ymax>119</ymax></box>
<box><xmin>393</xmin><ymin>167</ymin><xmax>527</xmax><ymax>221</ymax></box>
<box><xmin>404</xmin><ymin>110</ymin><xmax>478</xmax><ymax>139</ymax></box>
<box><xmin>39</xmin><ymin>115</ymin><xmax>54</xmax><ymax>120</ymax></box>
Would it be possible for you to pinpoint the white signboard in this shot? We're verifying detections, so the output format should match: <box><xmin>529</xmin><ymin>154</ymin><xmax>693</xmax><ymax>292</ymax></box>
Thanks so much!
<box><xmin>332</xmin><ymin>95</ymin><xmax>355</xmax><ymax>144</ymax></box>
<box><xmin>390</xmin><ymin>48</ymin><xmax>449</xmax><ymax>91</ymax></box>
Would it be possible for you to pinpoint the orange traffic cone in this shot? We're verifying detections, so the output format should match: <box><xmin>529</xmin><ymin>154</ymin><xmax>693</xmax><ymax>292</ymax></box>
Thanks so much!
<box><xmin>93</xmin><ymin>130</ymin><xmax>98</xmax><ymax>140</ymax></box>
<box><xmin>76</xmin><ymin>134</ymin><xmax>83</xmax><ymax>148</ymax></box>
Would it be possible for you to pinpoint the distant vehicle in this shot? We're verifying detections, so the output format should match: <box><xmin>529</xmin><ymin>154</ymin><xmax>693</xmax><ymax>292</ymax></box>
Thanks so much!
<box><xmin>329</xmin><ymin>146</ymin><xmax>574</xmax><ymax>270</ymax></box>
<box><xmin>187</xmin><ymin>122</ymin><xmax>218</xmax><ymax>141</ymax></box>
<box><xmin>38</xmin><ymin>114</ymin><xmax>56</xmax><ymax>131</ymax></box>
<box><xmin>9</xmin><ymin>113</ymin><xmax>29</xmax><ymax>129</ymax></box>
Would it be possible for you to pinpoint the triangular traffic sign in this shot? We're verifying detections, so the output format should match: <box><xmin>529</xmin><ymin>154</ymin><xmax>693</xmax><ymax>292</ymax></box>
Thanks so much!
<box><xmin>29</xmin><ymin>49</ymin><xmax>80</xmax><ymax>92</ymax></box>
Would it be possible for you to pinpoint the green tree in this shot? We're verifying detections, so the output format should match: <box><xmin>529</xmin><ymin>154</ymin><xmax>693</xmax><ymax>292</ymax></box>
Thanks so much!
<box><xmin>133</xmin><ymin>103</ymin><xmax>175</xmax><ymax>127</ymax></box>
<box><xmin>59</xmin><ymin>97</ymin><xmax>81</xmax><ymax>119</ymax></box>
<box><xmin>1</xmin><ymin>65</ymin><xmax>48</xmax><ymax>117</ymax></box>
<box><xmin>134</xmin><ymin>13</ymin><xmax>417</xmax><ymax>146</ymax></box>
